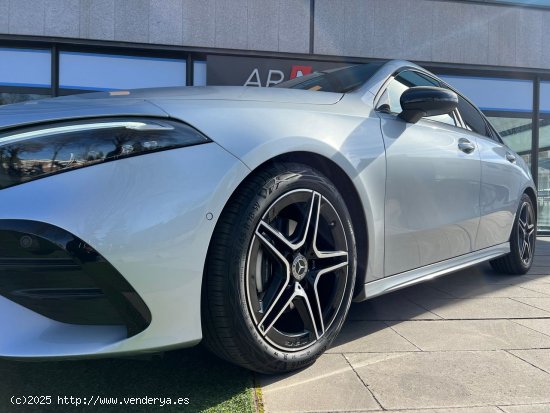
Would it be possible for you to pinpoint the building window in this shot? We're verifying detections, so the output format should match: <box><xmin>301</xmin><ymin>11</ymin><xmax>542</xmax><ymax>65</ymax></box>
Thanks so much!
<box><xmin>0</xmin><ymin>48</ymin><xmax>52</xmax><ymax>105</ymax></box>
<box><xmin>59</xmin><ymin>51</ymin><xmax>187</xmax><ymax>92</ymax></box>
<box><xmin>537</xmin><ymin>81</ymin><xmax>550</xmax><ymax>231</ymax></box>
<box><xmin>439</xmin><ymin>75</ymin><xmax>533</xmax><ymax>163</ymax></box>
<box><xmin>193</xmin><ymin>61</ymin><xmax>207</xmax><ymax>86</ymax></box>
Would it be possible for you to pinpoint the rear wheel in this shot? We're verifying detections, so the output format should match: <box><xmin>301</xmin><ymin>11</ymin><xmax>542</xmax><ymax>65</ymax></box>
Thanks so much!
<box><xmin>202</xmin><ymin>163</ymin><xmax>357</xmax><ymax>373</ymax></box>
<box><xmin>490</xmin><ymin>193</ymin><xmax>536</xmax><ymax>275</ymax></box>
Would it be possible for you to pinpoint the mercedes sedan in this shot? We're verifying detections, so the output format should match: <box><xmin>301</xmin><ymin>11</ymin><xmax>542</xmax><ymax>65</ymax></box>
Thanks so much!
<box><xmin>0</xmin><ymin>60</ymin><xmax>536</xmax><ymax>373</ymax></box>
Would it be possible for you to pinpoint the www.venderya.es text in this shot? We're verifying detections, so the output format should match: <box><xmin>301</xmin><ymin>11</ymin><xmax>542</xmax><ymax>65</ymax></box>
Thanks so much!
<box><xmin>11</xmin><ymin>395</ymin><xmax>190</xmax><ymax>407</ymax></box>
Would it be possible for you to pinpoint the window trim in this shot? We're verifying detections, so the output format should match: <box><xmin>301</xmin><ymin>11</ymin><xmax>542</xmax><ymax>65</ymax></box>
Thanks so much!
<box><xmin>438</xmin><ymin>78</ymin><xmax>496</xmax><ymax>140</ymax></box>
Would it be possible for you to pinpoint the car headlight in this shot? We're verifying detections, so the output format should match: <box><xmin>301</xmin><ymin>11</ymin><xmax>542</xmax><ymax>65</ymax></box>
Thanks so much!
<box><xmin>0</xmin><ymin>117</ymin><xmax>211</xmax><ymax>190</ymax></box>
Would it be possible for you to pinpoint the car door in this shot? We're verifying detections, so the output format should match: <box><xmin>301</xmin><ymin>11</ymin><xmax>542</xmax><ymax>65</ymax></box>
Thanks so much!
<box><xmin>377</xmin><ymin>70</ymin><xmax>482</xmax><ymax>276</ymax></box>
<box><xmin>452</xmin><ymin>95</ymin><xmax>530</xmax><ymax>250</ymax></box>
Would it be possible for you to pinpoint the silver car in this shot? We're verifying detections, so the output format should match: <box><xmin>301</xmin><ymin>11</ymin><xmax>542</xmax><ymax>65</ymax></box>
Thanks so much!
<box><xmin>0</xmin><ymin>60</ymin><xmax>536</xmax><ymax>373</ymax></box>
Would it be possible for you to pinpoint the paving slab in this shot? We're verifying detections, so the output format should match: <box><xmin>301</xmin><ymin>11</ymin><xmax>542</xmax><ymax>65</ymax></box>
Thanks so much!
<box><xmin>348</xmin><ymin>295</ymin><xmax>441</xmax><ymax>321</ymax></box>
<box><xmin>387</xmin><ymin>408</ymin><xmax>501</xmax><ymax>413</ymax></box>
<box><xmin>499</xmin><ymin>404</ymin><xmax>550</xmax><ymax>412</ymax></box>
<box><xmin>524</xmin><ymin>275</ymin><xmax>550</xmax><ymax>284</ymax></box>
<box><xmin>260</xmin><ymin>353</ymin><xmax>380</xmax><ymax>412</ymax></box>
<box><xmin>432</xmin><ymin>283</ymin><xmax>549</xmax><ymax>298</ymax></box>
<box><xmin>509</xmin><ymin>349</ymin><xmax>550</xmax><ymax>374</ymax></box>
<box><xmin>513</xmin><ymin>318</ymin><xmax>550</xmax><ymax>337</ymax></box>
<box><xmin>418</xmin><ymin>298</ymin><xmax>550</xmax><ymax>319</ymax></box>
<box><xmin>346</xmin><ymin>351</ymin><xmax>550</xmax><ymax>410</ymax></box>
<box><xmin>389</xmin><ymin>319</ymin><xmax>550</xmax><ymax>351</ymax></box>
<box><xmin>519</xmin><ymin>281</ymin><xmax>550</xmax><ymax>295</ymax></box>
<box><xmin>398</xmin><ymin>283</ymin><xmax>455</xmax><ymax>300</ymax></box>
<box><xmin>430</xmin><ymin>266</ymin><xmax>529</xmax><ymax>285</ymax></box>
<box><xmin>327</xmin><ymin>321</ymin><xmax>419</xmax><ymax>354</ymax></box>
<box><xmin>513</xmin><ymin>298</ymin><xmax>550</xmax><ymax>313</ymax></box>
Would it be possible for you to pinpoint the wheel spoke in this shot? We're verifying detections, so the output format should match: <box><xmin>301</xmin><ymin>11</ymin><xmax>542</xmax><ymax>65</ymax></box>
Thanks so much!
<box><xmin>258</xmin><ymin>283</ymin><xmax>293</xmax><ymax>335</ymax></box>
<box><xmin>524</xmin><ymin>240</ymin><xmax>531</xmax><ymax>261</ymax></box>
<box><xmin>255</xmin><ymin>231</ymin><xmax>292</xmax><ymax>333</ymax></box>
<box><xmin>519</xmin><ymin>224</ymin><xmax>526</xmax><ymax>238</ymax></box>
<box><xmin>309</xmin><ymin>195</ymin><xmax>348</xmax><ymax>260</ymax></box>
<box><xmin>293</xmin><ymin>283</ymin><xmax>322</xmax><ymax>339</ymax></box>
<box><xmin>316</xmin><ymin>249</ymin><xmax>348</xmax><ymax>260</ymax></box>
<box><xmin>261</xmin><ymin>282</ymin><xmax>320</xmax><ymax>337</ymax></box>
<box><xmin>296</xmin><ymin>191</ymin><xmax>322</xmax><ymax>250</ymax></box>
<box><xmin>520</xmin><ymin>238</ymin><xmax>527</xmax><ymax>258</ymax></box>
<box><xmin>519</xmin><ymin>216</ymin><xmax>527</xmax><ymax>230</ymax></box>
<box><xmin>520</xmin><ymin>205</ymin><xmax>528</xmax><ymax>228</ymax></box>
<box><xmin>308</xmin><ymin>260</ymin><xmax>349</xmax><ymax>338</ymax></box>
<box><xmin>256</xmin><ymin>221</ymin><xmax>296</xmax><ymax>256</ymax></box>
<box><xmin>313</xmin><ymin>250</ymin><xmax>349</xmax><ymax>275</ymax></box>
<box><xmin>255</xmin><ymin>229</ymin><xmax>291</xmax><ymax>268</ymax></box>
<box><xmin>259</xmin><ymin>269</ymin><xmax>285</xmax><ymax>312</ymax></box>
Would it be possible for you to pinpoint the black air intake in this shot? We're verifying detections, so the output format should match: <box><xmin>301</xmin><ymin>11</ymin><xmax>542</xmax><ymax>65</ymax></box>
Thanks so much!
<box><xmin>0</xmin><ymin>220</ymin><xmax>151</xmax><ymax>337</ymax></box>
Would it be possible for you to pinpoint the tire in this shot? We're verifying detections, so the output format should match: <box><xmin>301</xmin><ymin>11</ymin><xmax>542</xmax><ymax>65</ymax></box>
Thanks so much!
<box><xmin>201</xmin><ymin>162</ymin><xmax>357</xmax><ymax>374</ymax></box>
<box><xmin>490</xmin><ymin>193</ymin><xmax>536</xmax><ymax>275</ymax></box>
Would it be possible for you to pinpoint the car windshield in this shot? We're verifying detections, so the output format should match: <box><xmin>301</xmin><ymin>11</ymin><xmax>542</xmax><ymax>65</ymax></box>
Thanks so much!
<box><xmin>274</xmin><ymin>62</ymin><xmax>384</xmax><ymax>93</ymax></box>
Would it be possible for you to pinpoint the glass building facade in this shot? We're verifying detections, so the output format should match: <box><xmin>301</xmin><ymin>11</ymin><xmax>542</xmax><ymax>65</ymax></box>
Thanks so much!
<box><xmin>0</xmin><ymin>42</ymin><xmax>549</xmax><ymax>232</ymax></box>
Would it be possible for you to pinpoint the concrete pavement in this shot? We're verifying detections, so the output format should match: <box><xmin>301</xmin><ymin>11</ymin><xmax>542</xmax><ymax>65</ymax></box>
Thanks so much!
<box><xmin>260</xmin><ymin>238</ymin><xmax>550</xmax><ymax>413</ymax></box>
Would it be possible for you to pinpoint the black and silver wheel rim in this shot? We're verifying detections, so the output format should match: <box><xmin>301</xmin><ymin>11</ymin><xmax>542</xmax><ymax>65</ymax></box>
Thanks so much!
<box><xmin>246</xmin><ymin>189</ymin><xmax>349</xmax><ymax>352</ymax></box>
<box><xmin>518</xmin><ymin>201</ymin><xmax>535</xmax><ymax>266</ymax></box>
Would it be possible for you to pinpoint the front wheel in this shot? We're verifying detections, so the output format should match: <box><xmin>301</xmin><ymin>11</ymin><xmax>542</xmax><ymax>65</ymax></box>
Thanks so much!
<box><xmin>490</xmin><ymin>193</ymin><xmax>536</xmax><ymax>275</ymax></box>
<box><xmin>202</xmin><ymin>163</ymin><xmax>357</xmax><ymax>374</ymax></box>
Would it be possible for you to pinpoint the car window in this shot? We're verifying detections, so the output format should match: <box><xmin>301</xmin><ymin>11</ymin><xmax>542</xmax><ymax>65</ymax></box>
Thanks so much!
<box><xmin>456</xmin><ymin>95</ymin><xmax>491</xmax><ymax>138</ymax></box>
<box><xmin>377</xmin><ymin>70</ymin><xmax>458</xmax><ymax>127</ymax></box>
<box><xmin>274</xmin><ymin>63</ymin><xmax>383</xmax><ymax>93</ymax></box>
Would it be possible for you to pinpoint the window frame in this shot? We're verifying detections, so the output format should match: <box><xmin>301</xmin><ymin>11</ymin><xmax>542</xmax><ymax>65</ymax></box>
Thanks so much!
<box><xmin>437</xmin><ymin>78</ymin><xmax>500</xmax><ymax>141</ymax></box>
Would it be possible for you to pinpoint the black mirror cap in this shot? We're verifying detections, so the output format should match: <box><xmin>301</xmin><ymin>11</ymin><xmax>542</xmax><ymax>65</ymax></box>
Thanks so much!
<box><xmin>398</xmin><ymin>86</ymin><xmax>458</xmax><ymax>124</ymax></box>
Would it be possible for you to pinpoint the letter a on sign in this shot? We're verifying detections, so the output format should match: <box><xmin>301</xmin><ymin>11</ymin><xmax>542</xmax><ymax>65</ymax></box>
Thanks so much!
<box><xmin>244</xmin><ymin>68</ymin><xmax>262</xmax><ymax>87</ymax></box>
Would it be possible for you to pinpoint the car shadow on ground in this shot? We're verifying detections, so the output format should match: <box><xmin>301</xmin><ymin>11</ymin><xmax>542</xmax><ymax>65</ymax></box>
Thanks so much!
<box><xmin>0</xmin><ymin>345</ymin><xmax>253</xmax><ymax>413</ymax></box>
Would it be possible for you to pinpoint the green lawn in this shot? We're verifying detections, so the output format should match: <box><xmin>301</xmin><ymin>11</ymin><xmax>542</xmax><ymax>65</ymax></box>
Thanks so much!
<box><xmin>0</xmin><ymin>346</ymin><xmax>257</xmax><ymax>413</ymax></box>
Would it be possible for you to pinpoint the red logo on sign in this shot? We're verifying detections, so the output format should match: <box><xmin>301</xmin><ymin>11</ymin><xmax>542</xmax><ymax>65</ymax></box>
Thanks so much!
<box><xmin>290</xmin><ymin>65</ymin><xmax>313</xmax><ymax>79</ymax></box>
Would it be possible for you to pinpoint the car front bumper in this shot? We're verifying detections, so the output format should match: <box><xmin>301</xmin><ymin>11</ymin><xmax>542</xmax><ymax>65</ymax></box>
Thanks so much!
<box><xmin>0</xmin><ymin>142</ymin><xmax>249</xmax><ymax>359</ymax></box>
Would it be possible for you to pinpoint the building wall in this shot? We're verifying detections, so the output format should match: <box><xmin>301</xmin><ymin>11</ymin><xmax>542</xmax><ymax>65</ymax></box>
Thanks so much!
<box><xmin>0</xmin><ymin>0</ymin><xmax>548</xmax><ymax>69</ymax></box>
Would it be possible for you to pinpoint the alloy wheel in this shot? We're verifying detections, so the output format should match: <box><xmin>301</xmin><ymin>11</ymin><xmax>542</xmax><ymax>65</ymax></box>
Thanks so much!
<box><xmin>246</xmin><ymin>189</ymin><xmax>349</xmax><ymax>352</ymax></box>
<box><xmin>517</xmin><ymin>200</ymin><xmax>536</xmax><ymax>266</ymax></box>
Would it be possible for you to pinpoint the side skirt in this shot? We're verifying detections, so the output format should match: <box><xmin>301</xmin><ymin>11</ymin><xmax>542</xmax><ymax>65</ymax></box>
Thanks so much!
<box><xmin>354</xmin><ymin>243</ymin><xmax>510</xmax><ymax>302</ymax></box>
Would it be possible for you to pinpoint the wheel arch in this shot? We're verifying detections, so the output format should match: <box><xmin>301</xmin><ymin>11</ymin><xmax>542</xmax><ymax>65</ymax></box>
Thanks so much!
<box><xmin>255</xmin><ymin>151</ymin><xmax>369</xmax><ymax>298</ymax></box>
<box><xmin>524</xmin><ymin>186</ymin><xmax>538</xmax><ymax>220</ymax></box>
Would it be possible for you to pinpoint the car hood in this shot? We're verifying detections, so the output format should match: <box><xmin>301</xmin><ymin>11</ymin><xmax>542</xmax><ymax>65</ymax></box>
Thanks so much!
<box><xmin>0</xmin><ymin>97</ymin><xmax>169</xmax><ymax>132</ymax></box>
<box><xmin>103</xmin><ymin>86</ymin><xmax>344</xmax><ymax>105</ymax></box>
<box><xmin>0</xmin><ymin>86</ymin><xmax>343</xmax><ymax>131</ymax></box>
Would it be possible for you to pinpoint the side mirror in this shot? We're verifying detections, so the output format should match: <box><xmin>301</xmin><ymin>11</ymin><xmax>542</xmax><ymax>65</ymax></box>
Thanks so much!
<box><xmin>399</xmin><ymin>86</ymin><xmax>458</xmax><ymax>124</ymax></box>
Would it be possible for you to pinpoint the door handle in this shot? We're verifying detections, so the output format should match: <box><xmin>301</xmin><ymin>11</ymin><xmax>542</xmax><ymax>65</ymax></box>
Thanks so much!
<box><xmin>506</xmin><ymin>152</ymin><xmax>516</xmax><ymax>163</ymax></box>
<box><xmin>458</xmin><ymin>138</ymin><xmax>475</xmax><ymax>154</ymax></box>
